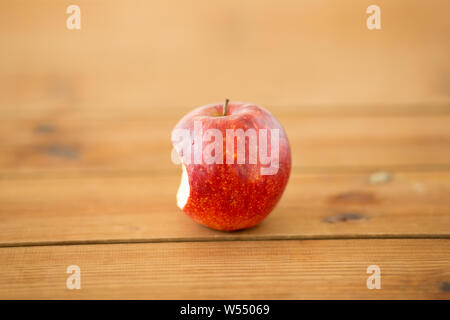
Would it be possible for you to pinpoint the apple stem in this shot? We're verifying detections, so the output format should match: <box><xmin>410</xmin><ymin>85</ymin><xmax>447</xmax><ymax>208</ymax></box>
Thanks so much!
<box><xmin>223</xmin><ymin>98</ymin><xmax>229</xmax><ymax>116</ymax></box>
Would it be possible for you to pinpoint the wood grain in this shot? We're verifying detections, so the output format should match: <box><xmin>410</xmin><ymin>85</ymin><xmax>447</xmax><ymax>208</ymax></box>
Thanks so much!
<box><xmin>1</xmin><ymin>239</ymin><xmax>449</xmax><ymax>299</ymax></box>
<box><xmin>1</xmin><ymin>171</ymin><xmax>449</xmax><ymax>246</ymax></box>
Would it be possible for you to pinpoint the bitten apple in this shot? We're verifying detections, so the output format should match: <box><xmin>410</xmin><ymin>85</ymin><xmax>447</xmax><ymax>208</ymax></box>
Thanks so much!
<box><xmin>171</xmin><ymin>100</ymin><xmax>291</xmax><ymax>231</ymax></box>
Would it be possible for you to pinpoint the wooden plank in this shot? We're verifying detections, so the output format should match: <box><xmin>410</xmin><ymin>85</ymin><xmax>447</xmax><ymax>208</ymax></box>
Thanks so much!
<box><xmin>1</xmin><ymin>171</ymin><xmax>449</xmax><ymax>246</ymax></box>
<box><xmin>0</xmin><ymin>239</ymin><xmax>449</xmax><ymax>299</ymax></box>
<box><xmin>1</xmin><ymin>1</ymin><xmax>449</xmax><ymax>109</ymax></box>
<box><xmin>1</xmin><ymin>112</ymin><xmax>450</xmax><ymax>174</ymax></box>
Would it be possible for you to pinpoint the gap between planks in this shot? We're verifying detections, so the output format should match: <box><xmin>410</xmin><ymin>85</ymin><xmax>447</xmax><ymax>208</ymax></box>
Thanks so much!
<box><xmin>1</xmin><ymin>234</ymin><xmax>450</xmax><ymax>249</ymax></box>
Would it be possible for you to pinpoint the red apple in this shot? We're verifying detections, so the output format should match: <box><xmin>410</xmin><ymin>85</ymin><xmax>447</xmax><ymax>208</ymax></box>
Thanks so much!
<box><xmin>171</xmin><ymin>100</ymin><xmax>291</xmax><ymax>231</ymax></box>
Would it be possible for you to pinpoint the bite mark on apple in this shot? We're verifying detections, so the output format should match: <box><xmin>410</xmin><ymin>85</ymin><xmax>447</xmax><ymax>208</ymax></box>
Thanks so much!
<box><xmin>176</xmin><ymin>164</ymin><xmax>190</xmax><ymax>209</ymax></box>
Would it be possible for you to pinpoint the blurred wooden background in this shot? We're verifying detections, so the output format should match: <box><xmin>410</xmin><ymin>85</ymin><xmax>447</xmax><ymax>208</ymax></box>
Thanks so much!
<box><xmin>0</xmin><ymin>0</ymin><xmax>449</xmax><ymax>299</ymax></box>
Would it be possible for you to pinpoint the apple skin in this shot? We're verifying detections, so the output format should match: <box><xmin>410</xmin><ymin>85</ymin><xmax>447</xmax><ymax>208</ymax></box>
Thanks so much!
<box><xmin>172</xmin><ymin>101</ymin><xmax>291</xmax><ymax>231</ymax></box>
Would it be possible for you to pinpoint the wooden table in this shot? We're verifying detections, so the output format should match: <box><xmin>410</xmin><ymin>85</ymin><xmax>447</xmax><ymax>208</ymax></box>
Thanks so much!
<box><xmin>1</xmin><ymin>0</ymin><xmax>449</xmax><ymax>299</ymax></box>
